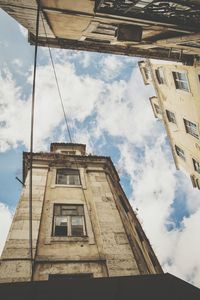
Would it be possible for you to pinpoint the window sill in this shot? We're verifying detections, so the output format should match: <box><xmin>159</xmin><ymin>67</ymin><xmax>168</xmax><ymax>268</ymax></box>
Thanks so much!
<box><xmin>51</xmin><ymin>184</ymin><xmax>82</xmax><ymax>188</ymax></box>
<box><xmin>50</xmin><ymin>236</ymin><xmax>89</xmax><ymax>243</ymax></box>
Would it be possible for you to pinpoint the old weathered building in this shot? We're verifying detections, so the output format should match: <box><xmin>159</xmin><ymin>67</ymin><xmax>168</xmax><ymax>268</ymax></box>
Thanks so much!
<box><xmin>139</xmin><ymin>59</ymin><xmax>200</xmax><ymax>189</ymax></box>
<box><xmin>0</xmin><ymin>0</ymin><xmax>200</xmax><ymax>64</ymax></box>
<box><xmin>0</xmin><ymin>143</ymin><xmax>162</xmax><ymax>282</ymax></box>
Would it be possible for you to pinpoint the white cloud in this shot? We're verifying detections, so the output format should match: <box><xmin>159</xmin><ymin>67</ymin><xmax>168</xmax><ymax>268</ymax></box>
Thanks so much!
<box><xmin>18</xmin><ymin>24</ymin><xmax>28</xmax><ymax>38</ymax></box>
<box><xmin>0</xmin><ymin>203</ymin><xmax>12</xmax><ymax>255</ymax></box>
<box><xmin>0</xmin><ymin>51</ymin><xmax>200</xmax><ymax>289</ymax></box>
<box><xmin>0</xmin><ymin>69</ymin><xmax>31</xmax><ymax>151</ymax></box>
<box><xmin>99</xmin><ymin>55</ymin><xmax>124</xmax><ymax>80</ymax></box>
<box><xmin>0</xmin><ymin>62</ymin><xmax>103</xmax><ymax>151</ymax></box>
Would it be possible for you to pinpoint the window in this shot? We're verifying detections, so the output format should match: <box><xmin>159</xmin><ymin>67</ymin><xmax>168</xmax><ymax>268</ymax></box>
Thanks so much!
<box><xmin>193</xmin><ymin>159</ymin><xmax>200</xmax><ymax>174</ymax></box>
<box><xmin>166</xmin><ymin>110</ymin><xmax>176</xmax><ymax>124</ymax></box>
<box><xmin>154</xmin><ymin>104</ymin><xmax>162</xmax><ymax>115</ymax></box>
<box><xmin>155</xmin><ymin>67</ymin><xmax>165</xmax><ymax>84</ymax></box>
<box><xmin>53</xmin><ymin>204</ymin><xmax>86</xmax><ymax>237</ymax></box>
<box><xmin>56</xmin><ymin>169</ymin><xmax>81</xmax><ymax>185</ymax></box>
<box><xmin>142</xmin><ymin>67</ymin><xmax>150</xmax><ymax>81</ymax></box>
<box><xmin>175</xmin><ymin>145</ymin><xmax>185</xmax><ymax>160</ymax></box>
<box><xmin>172</xmin><ymin>71</ymin><xmax>190</xmax><ymax>91</ymax></box>
<box><xmin>61</xmin><ymin>150</ymin><xmax>76</xmax><ymax>155</ymax></box>
<box><xmin>183</xmin><ymin>119</ymin><xmax>199</xmax><ymax>139</ymax></box>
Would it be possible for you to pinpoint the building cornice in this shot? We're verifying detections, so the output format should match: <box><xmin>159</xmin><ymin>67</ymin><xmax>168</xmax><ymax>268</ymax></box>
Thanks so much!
<box><xmin>23</xmin><ymin>152</ymin><xmax>120</xmax><ymax>184</ymax></box>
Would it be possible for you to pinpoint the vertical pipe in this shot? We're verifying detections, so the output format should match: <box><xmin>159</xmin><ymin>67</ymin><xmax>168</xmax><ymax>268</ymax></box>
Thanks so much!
<box><xmin>29</xmin><ymin>0</ymin><xmax>40</xmax><ymax>281</ymax></box>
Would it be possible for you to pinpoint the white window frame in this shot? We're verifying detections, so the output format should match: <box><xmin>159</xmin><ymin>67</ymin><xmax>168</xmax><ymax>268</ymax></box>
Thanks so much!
<box><xmin>183</xmin><ymin>119</ymin><xmax>199</xmax><ymax>139</ymax></box>
<box><xmin>172</xmin><ymin>71</ymin><xmax>190</xmax><ymax>92</ymax></box>
<box><xmin>175</xmin><ymin>145</ymin><xmax>185</xmax><ymax>160</ymax></box>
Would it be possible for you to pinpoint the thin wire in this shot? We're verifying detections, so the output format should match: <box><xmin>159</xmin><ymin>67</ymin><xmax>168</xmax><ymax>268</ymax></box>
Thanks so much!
<box><xmin>29</xmin><ymin>0</ymin><xmax>40</xmax><ymax>281</ymax></box>
<box><xmin>40</xmin><ymin>14</ymin><xmax>73</xmax><ymax>143</ymax></box>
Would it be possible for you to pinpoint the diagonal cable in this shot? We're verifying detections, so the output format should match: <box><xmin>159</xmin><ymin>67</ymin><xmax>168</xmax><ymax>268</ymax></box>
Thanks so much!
<box><xmin>40</xmin><ymin>13</ymin><xmax>73</xmax><ymax>143</ymax></box>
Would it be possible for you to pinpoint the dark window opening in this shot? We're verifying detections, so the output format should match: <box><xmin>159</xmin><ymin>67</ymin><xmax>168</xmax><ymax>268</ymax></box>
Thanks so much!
<box><xmin>193</xmin><ymin>159</ymin><xmax>200</xmax><ymax>174</ymax></box>
<box><xmin>155</xmin><ymin>68</ymin><xmax>165</xmax><ymax>84</ymax></box>
<box><xmin>117</xmin><ymin>24</ymin><xmax>142</xmax><ymax>42</ymax></box>
<box><xmin>175</xmin><ymin>145</ymin><xmax>185</xmax><ymax>160</ymax></box>
<box><xmin>166</xmin><ymin>110</ymin><xmax>176</xmax><ymax>124</ymax></box>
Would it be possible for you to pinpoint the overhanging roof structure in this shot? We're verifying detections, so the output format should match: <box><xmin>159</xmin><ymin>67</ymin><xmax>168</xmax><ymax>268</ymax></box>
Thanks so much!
<box><xmin>0</xmin><ymin>0</ymin><xmax>200</xmax><ymax>64</ymax></box>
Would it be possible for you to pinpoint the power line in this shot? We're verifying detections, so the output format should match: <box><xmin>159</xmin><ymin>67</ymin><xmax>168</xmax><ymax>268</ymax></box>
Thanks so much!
<box><xmin>40</xmin><ymin>13</ymin><xmax>73</xmax><ymax>143</ymax></box>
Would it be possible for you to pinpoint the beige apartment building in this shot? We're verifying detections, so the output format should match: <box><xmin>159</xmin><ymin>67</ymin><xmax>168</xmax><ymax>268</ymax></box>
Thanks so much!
<box><xmin>0</xmin><ymin>143</ymin><xmax>162</xmax><ymax>283</ymax></box>
<box><xmin>0</xmin><ymin>0</ymin><xmax>200</xmax><ymax>64</ymax></box>
<box><xmin>139</xmin><ymin>60</ymin><xmax>200</xmax><ymax>189</ymax></box>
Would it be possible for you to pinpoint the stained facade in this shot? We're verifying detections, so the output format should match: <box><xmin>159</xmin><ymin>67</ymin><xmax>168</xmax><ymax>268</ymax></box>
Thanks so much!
<box><xmin>139</xmin><ymin>60</ymin><xmax>200</xmax><ymax>189</ymax></box>
<box><xmin>0</xmin><ymin>0</ymin><xmax>200</xmax><ymax>64</ymax></box>
<box><xmin>0</xmin><ymin>143</ymin><xmax>162</xmax><ymax>282</ymax></box>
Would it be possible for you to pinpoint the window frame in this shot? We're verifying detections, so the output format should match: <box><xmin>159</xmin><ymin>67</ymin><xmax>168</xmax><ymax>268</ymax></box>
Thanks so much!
<box><xmin>175</xmin><ymin>145</ymin><xmax>185</xmax><ymax>161</ymax></box>
<box><xmin>166</xmin><ymin>110</ymin><xmax>176</xmax><ymax>124</ymax></box>
<box><xmin>183</xmin><ymin>118</ymin><xmax>199</xmax><ymax>139</ymax></box>
<box><xmin>172</xmin><ymin>71</ymin><xmax>190</xmax><ymax>92</ymax></box>
<box><xmin>52</xmin><ymin>204</ymin><xmax>87</xmax><ymax>237</ymax></box>
<box><xmin>154</xmin><ymin>103</ymin><xmax>162</xmax><ymax>115</ymax></box>
<box><xmin>56</xmin><ymin>168</ymin><xmax>81</xmax><ymax>186</ymax></box>
<box><xmin>155</xmin><ymin>67</ymin><xmax>165</xmax><ymax>84</ymax></box>
<box><xmin>193</xmin><ymin>159</ymin><xmax>200</xmax><ymax>174</ymax></box>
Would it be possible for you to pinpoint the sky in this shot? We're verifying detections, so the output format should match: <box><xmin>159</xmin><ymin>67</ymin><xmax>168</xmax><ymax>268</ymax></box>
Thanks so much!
<box><xmin>0</xmin><ymin>8</ymin><xmax>200</xmax><ymax>287</ymax></box>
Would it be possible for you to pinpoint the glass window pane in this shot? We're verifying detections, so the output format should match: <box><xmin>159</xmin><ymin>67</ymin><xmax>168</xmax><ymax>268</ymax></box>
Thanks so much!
<box><xmin>181</xmin><ymin>81</ymin><xmax>189</xmax><ymax>91</ymax></box>
<box><xmin>54</xmin><ymin>216</ymin><xmax>68</xmax><ymax>236</ymax></box>
<box><xmin>178</xmin><ymin>72</ymin><xmax>187</xmax><ymax>81</ymax></box>
<box><xmin>71</xmin><ymin>216</ymin><xmax>84</xmax><ymax>236</ymax></box>
<box><xmin>68</xmin><ymin>175</ymin><xmax>80</xmax><ymax>185</ymax></box>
